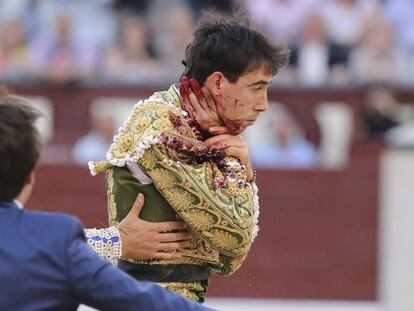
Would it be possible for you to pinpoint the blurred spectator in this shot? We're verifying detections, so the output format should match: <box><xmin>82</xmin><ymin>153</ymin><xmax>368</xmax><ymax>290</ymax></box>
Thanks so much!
<box><xmin>72</xmin><ymin>114</ymin><xmax>116</xmax><ymax>165</ymax></box>
<box><xmin>100</xmin><ymin>14</ymin><xmax>163</xmax><ymax>84</ymax></box>
<box><xmin>113</xmin><ymin>0</ymin><xmax>151</xmax><ymax>14</ymax></box>
<box><xmin>0</xmin><ymin>0</ymin><xmax>413</xmax><ymax>87</ymax></box>
<box><xmin>149</xmin><ymin>3</ymin><xmax>195</xmax><ymax>83</ymax></box>
<box><xmin>321</xmin><ymin>0</ymin><xmax>377</xmax><ymax>84</ymax></box>
<box><xmin>384</xmin><ymin>0</ymin><xmax>414</xmax><ymax>51</ymax></box>
<box><xmin>0</xmin><ymin>1</ymin><xmax>115</xmax><ymax>51</ymax></box>
<box><xmin>349</xmin><ymin>12</ymin><xmax>409</xmax><ymax>85</ymax></box>
<box><xmin>321</xmin><ymin>0</ymin><xmax>374</xmax><ymax>48</ymax></box>
<box><xmin>384</xmin><ymin>0</ymin><xmax>414</xmax><ymax>85</ymax></box>
<box><xmin>250</xmin><ymin>111</ymin><xmax>319</xmax><ymax>169</ymax></box>
<box><xmin>0</xmin><ymin>0</ymin><xmax>45</xmax><ymax>39</ymax></box>
<box><xmin>361</xmin><ymin>86</ymin><xmax>401</xmax><ymax>139</ymax></box>
<box><xmin>361</xmin><ymin>86</ymin><xmax>414</xmax><ymax>148</ymax></box>
<box><xmin>29</xmin><ymin>13</ymin><xmax>97</xmax><ymax>84</ymax></box>
<box><xmin>296</xmin><ymin>13</ymin><xmax>329</xmax><ymax>86</ymax></box>
<box><xmin>186</xmin><ymin>0</ymin><xmax>235</xmax><ymax>16</ymax></box>
<box><xmin>245</xmin><ymin>0</ymin><xmax>318</xmax><ymax>48</ymax></box>
<box><xmin>0</xmin><ymin>18</ymin><xmax>31</xmax><ymax>82</ymax></box>
<box><xmin>65</xmin><ymin>0</ymin><xmax>117</xmax><ymax>53</ymax></box>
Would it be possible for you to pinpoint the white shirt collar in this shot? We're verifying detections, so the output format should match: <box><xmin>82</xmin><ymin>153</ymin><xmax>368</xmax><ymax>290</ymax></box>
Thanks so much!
<box><xmin>14</xmin><ymin>199</ymin><xmax>24</xmax><ymax>209</ymax></box>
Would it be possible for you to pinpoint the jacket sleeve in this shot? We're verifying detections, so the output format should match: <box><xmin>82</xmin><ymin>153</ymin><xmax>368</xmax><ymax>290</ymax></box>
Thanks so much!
<box><xmin>211</xmin><ymin>253</ymin><xmax>248</xmax><ymax>277</ymax></box>
<box><xmin>66</xmin><ymin>219</ymin><xmax>214</xmax><ymax>311</ymax></box>
<box><xmin>134</xmin><ymin>147</ymin><xmax>255</xmax><ymax>257</ymax></box>
<box><xmin>83</xmin><ymin>227</ymin><xmax>121</xmax><ymax>266</ymax></box>
<box><xmin>97</xmin><ymin>102</ymin><xmax>259</xmax><ymax>258</ymax></box>
<box><xmin>211</xmin><ymin>182</ymin><xmax>259</xmax><ymax>275</ymax></box>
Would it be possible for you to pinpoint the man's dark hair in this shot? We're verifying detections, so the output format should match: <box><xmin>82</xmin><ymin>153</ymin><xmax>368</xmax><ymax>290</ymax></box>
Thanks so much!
<box><xmin>182</xmin><ymin>10</ymin><xmax>290</xmax><ymax>84</ymax></box>
<box><xmin>0</xmin><ymin>92</ymin><xmax>42</xmax><ymax>201</ymax></box>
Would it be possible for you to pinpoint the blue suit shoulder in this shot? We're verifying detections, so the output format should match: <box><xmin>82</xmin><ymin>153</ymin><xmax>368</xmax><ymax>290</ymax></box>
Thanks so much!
<box><xmin>23</xmin><ymin>209</ymin><xmax>81</xmax><ymax>225</ymax></box>
<box><xmin>21</xmin><ymin>209</ymin><xmax>85</xmax><ymax>243</ymax></box>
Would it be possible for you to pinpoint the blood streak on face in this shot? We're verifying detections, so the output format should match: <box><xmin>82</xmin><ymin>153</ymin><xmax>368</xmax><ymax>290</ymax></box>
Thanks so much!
<box><xmin>226</xmin><ymin>119</ymin><xmax>244</xmax><ymax>135</ymax></box>
<box><xmin>234</xmin><ymin>99</ymin><xmax>245</xmax><ymax>107</ymax></box>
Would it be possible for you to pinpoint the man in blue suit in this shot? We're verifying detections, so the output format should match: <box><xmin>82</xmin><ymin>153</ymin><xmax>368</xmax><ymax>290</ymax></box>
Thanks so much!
<box><xmin>0</xmin><ymin>94</ymin><xmax>214</xmax><ymax>311</ymax></box>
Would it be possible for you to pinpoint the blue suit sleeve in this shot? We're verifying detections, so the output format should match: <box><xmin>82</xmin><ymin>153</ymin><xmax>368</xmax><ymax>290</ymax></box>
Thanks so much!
<box><xmin>66</xmin><ymin>219</ymin><xmax>214</xmax><ymax>311</ymax></box>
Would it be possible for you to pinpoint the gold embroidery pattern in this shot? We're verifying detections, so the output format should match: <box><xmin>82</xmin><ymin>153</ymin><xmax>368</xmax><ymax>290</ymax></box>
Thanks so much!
<box><xmin>229</xmin><ymin>254</ymin><xmax>247</xmax><ymax>272</ymax></box>
<box><xmin>141</xmin><ymin>146</ymin><xmax>253</xmax><ymax>257</ymax></box>
<box><xmin>124</xmin><ymin>256</ymin><xmax>203</xmax><ymax>265</ymax></box>
<box><xmin>158</xmin><ymin>281</ymin><xmax>204</xmax><ymax>301</ymax></box>
<box><xmin>139</xmin><ymin>149</ymin><xmax>157</xmax><ymax>170</ymax></box>
<box><xmin>182</xmin><ymin>210</ymin><xmax>215</xmax><ymax>231</ymax></box>
<box><xmin>119</xmin><ymin>134</ymin><xmax>133</xmax><ymax>153</ymax></box>
<box><xmin>150</xmin><ymin>168</ymin><xmax>176</xmax><ymax>190</ymax></box>
<box><xmin>108</xmin><ymin>95</ymin><xmax>187</xmax><ymax>162</ymax></box>
<box><xmin>179</xmin><ymin>236</ymin><xmax>219</xmax><ymax>263</ymax></box>
<box><xmin>211</xmin><ymin>253</ymin><xmax>248</xmax><ymax>276</ymax></box>
<box><xmin>135</xmin><ymin>116</ymin><xmax>151</xmax><ymax>132</ymax></box>
<box><xmin>209</xmin><ymin>229</ymin><xmax>240</xmax><ymax>251</ymax></box>
<box><xmin>163</xmin><ymin>188</ymin><xmax>194</xmax><ymax>211</ymax></box>
<box><xmin>90</xmin><ymin>160</ymin><xmax>110</xmax><ymax>175</ymax></box>
<box><xmin>153</xmin><ymin>117</ymin><xmax>174</xmax><ymax>132</ymax></box>
<box><xmin>106</xmin><ymin>169</ymin><xmax>118</xmax><ymax>226</ymax></box>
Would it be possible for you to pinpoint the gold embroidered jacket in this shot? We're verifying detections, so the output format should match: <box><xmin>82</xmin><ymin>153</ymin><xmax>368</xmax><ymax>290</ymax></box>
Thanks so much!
<box><xmin>90</xmin><ymin>85</ymin><xmax>259</xmax><ymax>301</ymax></box>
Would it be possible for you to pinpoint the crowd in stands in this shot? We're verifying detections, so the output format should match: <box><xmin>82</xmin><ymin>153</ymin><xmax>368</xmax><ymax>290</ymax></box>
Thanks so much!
<box><xmin>0</xmin><ymin>0</ymin><xmax>413</xmax><ymax>87</ymax></box>
<box><xmin>2</xmin><ymin>0</ymin><xmax>414</xmax><ymax>168</ymax></box>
